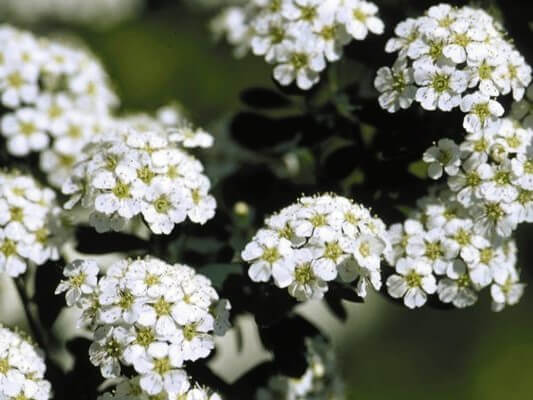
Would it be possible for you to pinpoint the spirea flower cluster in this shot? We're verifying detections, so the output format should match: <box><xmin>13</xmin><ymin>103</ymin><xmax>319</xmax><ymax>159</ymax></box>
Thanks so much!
<box><xmin>97</xmin><ymin>376</ymin><xmax>222</xmax><ymax>400</ymax></box>
<box><xmin>0</xmin><ymin>25</ymin><xmax>118</xmax><ymax>186</ymax></box>
<box><xmin>242</xmin><ymin>194</ymin><xmax>390</xmax><ymax>301</ymax></box>
<box><xmin>61</xmin><ymin>123</ymin><xmax>216</xmax><ymax>234</ymax></box>
<box><xmin>0</xmin><ymin>171</ymin><xmax>66</xmax><ymax>277</ymax></box>
<box><xmin>256</xmin><ymin>337</ymin><xmax>344</xmax><ymax>400</ymax></box>
<box><xmin>422</xmin><ymin>118</ymin><xmax>532</xmax><ymax>240</ymax></box>
<box><xmin>0</xmin><ymin>325</ymin><xmax>52</xmax><ymax>400</ymax></box>
<box><xmin>0</xmin><ymin>0</ymin><xmax>142</xmax><ymax>28</ymax></box>
<box><xmin>374</xmin><ymin>3</ymin><xmax>532</xmax><ymax>133</ymax></box>
<box><xmin>385</xmin><ymin>186</ymin><xmax>525</xmax><ymax>311</ymax></box>
<box><xmin>212</xmin><ymin>0</ymin><xmax>384</xmax><ymax>89</ymax></box>
<box><xmin>56</xmin><ymin>257</ymin><xmax>231</xmax><ymax>397</ymax></box>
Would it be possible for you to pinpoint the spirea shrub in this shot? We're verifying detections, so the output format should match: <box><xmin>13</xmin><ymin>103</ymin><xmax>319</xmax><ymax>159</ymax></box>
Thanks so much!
<box><xmin>212</xmin><ymin>0</ymin><xmax>384</xmax><ymax>89</ymax></box>
<box><xmin>0</xmin><ymin>325</ymin><xmax>52</xmax><ymax>400</ymax></box>
<box><xmin>0</xmin><ymin>1</ymin><xmax>531</xmax><ymax>399</ymax></box>
<box><xmin>0</xmin><ymin>171</ymin><xmax>66</xmax><ymax>277</ymax></box>
<box><xmin>374</xmin><ymin>3</ymin><xmax>531</xmax><ymax>132</ymax></box>
<box><xmin>62</xmin><ymin>122</ymin><xmax>216</xmax><ymax>234</ymax></box>
<box><xmin>242</xmin><ymin>194</ymin><xmax>389</xmax><ymax>301</ymax></box>
<box><xmin>56</xmin><ymin>257</ymin><xmax>231</xmax><ymax>397</ymax></box>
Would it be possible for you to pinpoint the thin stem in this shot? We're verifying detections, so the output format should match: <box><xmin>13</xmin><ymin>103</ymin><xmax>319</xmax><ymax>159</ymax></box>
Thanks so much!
<box><xmin>14</xmin><ymin>276</ymin><xmax>49</xmax><ymax>357</ymax></box>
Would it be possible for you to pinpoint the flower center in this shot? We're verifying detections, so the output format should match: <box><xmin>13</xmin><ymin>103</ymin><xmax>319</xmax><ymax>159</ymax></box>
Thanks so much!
<box><xmin>183</xmin><ymin>324</ymin><xmax>197</xmax><ymax>341</ymax></box>
<box><xmin>262</xmin><ymin>247</ymin><xmax>280</xmax><ymax>264</ymax></box>
<box><xmin>69</xmin><ymin>273</ymin><xmax>86</xmax><ymax>288</ymax></box>
<box><xmin>136</xmin><ymin>327</ymin><xmax>155</xmax><ymax>347</ymax></box>
<box><xmin>479</xmin><ymin>248</ymin><xmax>493</xmax><ymax>264</ymax></box>
<box><xmin>485</xmin><ymin>203</ymin><xmax>504</xmax><ymax>221</ymax></box>
<box><xmin>0</xmin><ymin>239</ymin><xmax>17</xmax><ymax>257</ymax></box>
<box><xmin>112</xmin><ymin>181</ymin><xmax>131</xmax><ymax>199</ymax></box>
<box><xmin>7</xmin><ymin>72</ymin><xmax>24</xmax><ymax>88</ymax></box>
<box><xmin>137</xmin><ymin>166</ymin><xmax>155</xmax><ymax>184</ymax></box>
<box><xmin>153</xmin><ymin>357</ymin><xmax>172</xmax><ymax>375</ymax></box>
<box><xmin>405</xmin><ymin>270</ymin><xmax>422</xmax><ymax>288</ymax></box>
<box><xmin>453</xmin><ymin>33</ymin><xmax>470</xmax><ymax>47</ymax></box>
<box><xmin>494</xmin><ymin>170</ymin><xmax>511</xmax><ymax>186</ymax></box>
<box><xmin>353</xmin><ymin>9</ymin><xmax>367</xmax><ymax>22</ymax></box>
<box><xmin>428</xmin><ymin>41</ymin><xmax>444</xmax><ymax>60</ymax></box>
<box><xmin>290</xmin><ymin>53</ymin><xmax>308</xmax><ymax>70</ymax></box>
<box><xmin>119</xmin><ymin>290</ymin><xmax>134</xmax><ymax>310</ymax></box>
<box><xmin>454</xmin><ymin>228</ymin><xmax>471</xmax><ymax>246</ymax></box>
<box><xmin>425</xmin><ymin>242</ymin><xmax>442</xmax><ymax>260</ymax></box>
<box><xmin>310</xmin><ymin>213</ymin><xmax>327</xmax><ymax>227</ymax></box>
<box><xmin>294</xmin><ymin>263</ymin><xmax>314</xmax><ymax>284</ymax></box>
<box><xmin>472</xmin><ymin>102</ymin><xmax>491</xmax><ymax>123</ymax></box>
<box><xmin>154</xmin><ymin>195</ymin><xmax>171</xmax><ymax>214</ymax></box>
<box><xmin>154</xmin><ymin>297</ymin><xmax>172</xmax><ymax>316</ymax></box>
<box><xmin>10</xmin><ymin>206</ymin><xmax>23</xmax><ymax>222</ymax></box>
<box><xmin>431</xmin><ymin>73</ymin><xmax>450</xmax><ymax>93</ymax></box>
<box><xmin>105</xmin><ymin>338</ymin><xmax>122</xmax><ymax>358</ymax></box>
<box><xmin>466</xmin><ymin>171</ymin><xmax>481</xmax><ymax>187</ymax></box>
<box><xmin>324</xmin><ymin>241</ymin><xmax>343</xmax><ymax>261</ymax></box>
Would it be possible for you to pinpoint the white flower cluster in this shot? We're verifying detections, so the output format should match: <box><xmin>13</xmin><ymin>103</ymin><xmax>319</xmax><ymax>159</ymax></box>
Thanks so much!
<box><xmin>0</xmin><ymin>325</ymin><xmax>52</xmax><ymax>400</ymax></box>
<box><xmin>422</xmin><ymin>118</ymin><xmax>532</xmax><ymax>240</ymax></box>
<box><xmin>56</xmin><ymin>257</ymin><xmax>231</xmax><ymax>397</ymax></box>
<box><xmin>256</xmin><ymin>337</ymin><xmax>344</xmax><ymax>400</ymax></box>
<box><xmin>385</xmin><ymin>187</ymin><xmax>525</xmax><ymax>311</ymax></box>
<box><xmin>61</xmin><ymin>122</ymin><xmax>216</xmax><ymax>235</ymax></box>
<box><xmin>375</xmin><ymin>3</ymin><xmax>531</xmax><ymax>133</ymax></box>
<box><xmin>0</xmin><ymin>171</ymin><xmax>65</xmax><ymax>277</ymax></box>
<box><xmin>512</xmin><ymin>84</ymin><xmax>533</xmax><ymax>130</ymax></box>
<box><xmin>0</xmin><ymin>25</ymin><xmax>118</xmax><ymax>187</ymax></box>
<box><xmin>242</xmin><ymin>194</ymin><xmax>390</xmax><ymax>301</ymax></box>
<box><xmin>212</xmin><ymin>0</ymin><xmax>384</xmax><ymax>89</ymax></box>
<box><xmin>0</xmin><ymin>0</ymin><xmax>142</xmax><ymax>28</ymax></box>
<box><xmin>97</xmin><ymin>376</ymin><xmax>222</xmax><ymax>400</ymax></box>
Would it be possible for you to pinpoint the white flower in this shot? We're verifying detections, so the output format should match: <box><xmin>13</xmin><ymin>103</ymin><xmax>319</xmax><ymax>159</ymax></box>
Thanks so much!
<box><xmin>490</xmin><ymin>267</ymin><xmax>526</xmax><ymax>312</ymax></box>
<box><xmin>414</xmin><ymin>64</ymin><xmax>468</xmax><ymax>111</ymax></box>
<box><xmin>423</xmin><ymin>138</ymin><xmax>461</xmax><ymax>179</ymax></box>
<box><xmin>0</xmin><ymin>326</ymin><xmax>52</xmax><ymax>400</ymax></box>
<box><xmin>1</xmin><ymin>108</ymin><xmax>48</xmax><ymax>156</ymax></box>
<box><xmin>55</xmin><ymin>259</ymin><xmax>99</xmax><ymax>306</ymax></box>
<box><xmin>336</xmin><ymin>0</ymin><xmax>384</xmax><ymax>40</ymax></box>
<box><xmin>273</xmin><ymin>29</ymin><xmax>326</xmax><ymax>89</ymax></box>
<box><xmin>242</xmin><ymin>229</ymin><xmax>293</xmax><ymax>282</ymax></box>
<box><xmin>374</xmin><ymin>59</ymin><xmax>416</xmax><ymax>113</ymax></box>
<box><xmin>461</xmin><ymin>93</ymin><xmax>504</xmax><ymax>133</ymax></box>
<box><xmin>386</xmin><ymin>257</ymin><xmax>436</xmax><ymax>309</ymax></box>
<box><xmin>437</xmin><ymin>260</ymin><xmax>478</xmax><ymax>308</ymax></box>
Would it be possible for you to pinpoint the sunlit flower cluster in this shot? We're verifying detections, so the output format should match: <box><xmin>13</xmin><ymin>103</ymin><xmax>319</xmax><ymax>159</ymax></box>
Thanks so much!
<box><xmin>375</xmin><ymin>3</ymin><xmax>531</xmax><ymax>133</ymax></box>
<box><xmin>61</xmin><ymin>122</ymin><xmax>216</xmax><ymax>234</ymax></box>
<box><xmin>423</xmin><ymin>118</ymin><xmax>532</xmax><ymax>240</ymax></box>
<box><xmin>0</xmin><ymin>325</ymin><xmax>52</xmax><ymax>400</ymax></box>
<box><xmin>0</xmin><ymin>25</ymin><xmax>118</xmax><ymax>188</ymax></box>
<box><xmin>256</xmin><ymin>337</ymin><xmax>344</xmax><ymax>400</ymax></box>
<box><xmin>0</xmin><ymin>171</ymin><xmax>66</xmax><ymax>277</ymax></box>
<box><xmin>212</xmin><ymin>0</ymin><xmax>384</xmax><ymax>89</ymax></box>
<box><xmin>385</xmin><ymin>186</ymin><xmax>525</xmax><ymax>311</ymax></box>
<box><xmin>56</xmin><ymin>257</ymin><xmax>231</xmax><ymax>397</ymax></box>
<box><xmin>242</xmin><ymin>194</ymin><xmax>390</xmax><ymax>301</ymax></box>
<box><xmin>0</xmin><ymin>0</ymin><xmax>143</xmax><ymax>28</ymax></box>
<box><xmin>97</xmin><ymin>376</ymin><xmax>222</xmax><ymax>400</ymax></box>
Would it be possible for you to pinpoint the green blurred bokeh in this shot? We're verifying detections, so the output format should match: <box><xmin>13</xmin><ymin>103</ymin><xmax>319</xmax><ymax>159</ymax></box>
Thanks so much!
<box><xmin>36</xmin><ymin>4</ymin><xmax>533</xmax><ymax>399</ymax></box>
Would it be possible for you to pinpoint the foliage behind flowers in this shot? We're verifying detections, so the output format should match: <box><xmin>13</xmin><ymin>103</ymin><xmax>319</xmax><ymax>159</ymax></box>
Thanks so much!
<box><xmin>0</xmin><ymin>1</ymin><xmax>532</xmax><ymax>400</ymax></box>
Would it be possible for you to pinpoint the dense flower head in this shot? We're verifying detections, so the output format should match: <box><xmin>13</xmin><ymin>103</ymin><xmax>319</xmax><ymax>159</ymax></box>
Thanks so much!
<box><xmin>56</xmin><ymin>257</ymin><xmax>231</xmax><ymax>397</ymax></box>
<box><xmin>0</xmin><ymin>325</ymin><xmax>52</xmax><ymax>400</ymax></box>
<box><xmin>0</xmin><ymin>24</ymin><xmax>118</xmax><ymax>187</ymax></box>
<box><xmin>0</xmin><ymin>0</ymin><xmax>142</xmax><ymax>28</ymax></box>
<box><xmin>256</xmin><ymin>336</ymin><xmax>344</xmax><ymax>400</ymax></box>
<box><xmin>61</xmin><ymin>118</ymin><xmax>216</xmax><ymax>234</ymax></box>
<box><xmin>96</xmin><ymin>375</ymin><xmax>222</xmax><ymax>400</ymax></box>
<box><xmin>422</xmin><ymin>117</ymin><xmax>532</xmax><ymax>240</ymax></box>
<box><xmin>375</xmin><ymin>4</ymin><xmax>531</xmax><ymax>132</ymax></box>
<box><xmin>385</xmin><ymin>186</ymin><xmax>525</xmax><ymax>311</ymax></box>
<box><xmin>212</xmin><ymin>0</ymin><xmax>384</xmax><ymax>89</ymax></box>
<box><xmin>0</xmin><ymin>171</ymin><xmax>67</xmax><ymax>277</ymax></box>
<box><xmin>242</xmin><ymin>193</ymin><xmax>390</xmax><ymax>301</ymax></box>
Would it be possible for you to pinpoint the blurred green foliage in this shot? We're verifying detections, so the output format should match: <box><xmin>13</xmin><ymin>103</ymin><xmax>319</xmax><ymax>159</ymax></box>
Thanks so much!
<box><xmin>41</xmin><ymin>3</ymin><xmax>533</xmax><ymax>399</ymax></box>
